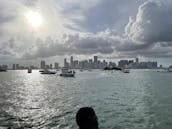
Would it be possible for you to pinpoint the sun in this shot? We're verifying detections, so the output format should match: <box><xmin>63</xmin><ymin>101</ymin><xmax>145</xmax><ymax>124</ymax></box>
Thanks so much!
<box><xmin>26</xmin><ymin>11</ymin><xmax>43</xmax><ymax>27</ymax></box>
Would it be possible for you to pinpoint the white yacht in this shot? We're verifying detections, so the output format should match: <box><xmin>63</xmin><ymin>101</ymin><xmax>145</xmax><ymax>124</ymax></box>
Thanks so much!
<box><xmin>60</xmin><ymin>67</ymin><xmax>75</xmax><ymax>77</ymax></box>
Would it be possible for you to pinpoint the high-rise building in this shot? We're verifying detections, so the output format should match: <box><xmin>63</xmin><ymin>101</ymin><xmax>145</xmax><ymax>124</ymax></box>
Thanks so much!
<box><xmin>45</xmin><ymin>65</ymin><xmax>50</xmax><ymax>69</ymax></box>
<box><xmin>16</xmin><ymin>64</ymin><xmax>19</xmax><ymax>69</ymax></box>
<box><xmin>136</xmin><ymin>58</ymin><xmax>139</xmax><ymax>63</ymax></box>
<box><xmin>94</xmin><ymin>56</ymin><xmax>98</xmax><ymax>63</ymax></box>
<box><xmin>54</xmin><ymin>62</ymin><xmax>59</xmax><ymax>69</ymax></box>
<box><xmin>50</xmin><ymin>64</ymin><xmax>53</xmax><ymax>69</ymax></box>
<box><xmin>94</xmin><ymin>56</ymin><xmax>98</xmax><ymax>68</ymax></box>
<box><xmin>13</xmin><ymin>64</ymin><xmax>16</xmax><ymax>70</ymax></box>
<box><xmin>70</xmin><ymin>56</ymin><xmax>73</xmax><ymax>68</ymax></box>
<box><xmin>118</xmin><ymin>60</ymin><xmax>129</xmax><ymax>68</ymax></box>
<box><xmin>40</xmin><ymin>61</ymin><xmax>45</xmax><ymax>69</ymax></box>
<box><xmin>64</xmin><ymin>58</ymin><xmax>69</xmax><ymax>67</ymax></box>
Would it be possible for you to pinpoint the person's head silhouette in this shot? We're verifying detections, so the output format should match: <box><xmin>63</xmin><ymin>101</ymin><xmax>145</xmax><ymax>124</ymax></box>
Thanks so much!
<box><xmin>76</xmin><ymin>107</ymin><xmax>99</xmax><ymax>129</ymax></box>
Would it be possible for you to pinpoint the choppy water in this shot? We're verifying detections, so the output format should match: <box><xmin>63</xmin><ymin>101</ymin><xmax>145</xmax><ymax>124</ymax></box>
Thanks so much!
<box><xmin>0</xmin><ymin>70</ymin><xmax>172</xmax><ymax>129</ymax></box>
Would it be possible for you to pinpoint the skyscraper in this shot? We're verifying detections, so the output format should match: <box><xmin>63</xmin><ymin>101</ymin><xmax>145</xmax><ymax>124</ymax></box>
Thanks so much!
<box><xmin>40</xmin><ymin>60</ymin><xmax>45</xmax><ymax>69</ymax></box>
<box><xmin>16</xmin><ymin>64</ymin><xmax>19</xmax><ymax>69</ymax></box>
<box><xmin>54</xmin><ymin>62</ymin><xmax>59</xmax><ymax>69</ymax></box>
<box><xmin>50</xmin><ymin>64</ymin><xmax>53</xmax><ymax>69</ymax></box>
<box><xmin>70</xmin><ymin>56</ymin><xmax>73</xmax><ymax>68</ymax></box>
<box><xmin>64</xmin><ymin>58</ymin><xmax>68</xmax><ymax>67</ymax></box>
<box><xmin>94</xmin><ymin>56</ymin><xmax>98</xmax><ymax>68</ymax></box>
<box><xmin>13</xmin><ymin>64</ymin><xmax>16</xmax><ymax>70</ymax></box>
<box><xmin>94</xmin><ymin>56</ymin><xmax>98</xmax><ymax>63</ymax></box>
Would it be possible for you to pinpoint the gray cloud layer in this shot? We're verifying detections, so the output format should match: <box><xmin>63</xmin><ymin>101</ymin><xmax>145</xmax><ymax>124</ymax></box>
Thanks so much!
<box><xmin>1</xmin><ymin>0</ymin><xmax>172</xmax><ymax>63</ymax></box>
<box><xmin>126</xmin><ymin>1</ymin><xmax>172</xmax><ymax>44</ymax></box>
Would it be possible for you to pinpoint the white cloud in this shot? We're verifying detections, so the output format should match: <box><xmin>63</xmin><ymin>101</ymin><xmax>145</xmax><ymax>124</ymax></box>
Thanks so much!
<box><xmin>1</xmin><ymin>0</ymin><xmax>172</xmax><ymax>65</ymax></box>
<box><xmin>126</xmin><ymin>1</ymin><xmax>172</xmax><ymax>44</ymax></box>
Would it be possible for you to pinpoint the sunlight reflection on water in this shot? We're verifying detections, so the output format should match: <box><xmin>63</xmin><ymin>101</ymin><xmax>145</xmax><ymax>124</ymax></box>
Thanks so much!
<box><xmin>0</xmin><ymin>70</ymin><xmax>172</xmax><ymax>129</ymax></box>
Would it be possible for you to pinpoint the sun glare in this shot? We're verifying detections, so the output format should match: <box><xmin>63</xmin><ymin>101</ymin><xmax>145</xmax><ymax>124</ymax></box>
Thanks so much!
<box><xmin>26</xmin><ymin>11</ymin><xmax>42</xmax><ymax>27</ymax></box>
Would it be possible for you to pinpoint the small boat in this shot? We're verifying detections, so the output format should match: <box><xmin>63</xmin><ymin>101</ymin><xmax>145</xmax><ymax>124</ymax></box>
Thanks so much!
<box><xmin>28</xmin><ymin>68</ymin><xmax>32</xmax><ymax>73</ymax></box>
<box><xmin>60</xmin><ymin>67</ymin><xmax>75</xmax><ymax>77</ymax></box>
<box><xmin>122</xmin><ymin>69</ymin><xmax>130</xmax><ymax>73</ymax></box>
<box><xmin>0</xmin><ymin>68</ymin><xmax>7</xmax><ymax>72</ymax></box>
<box><xmin>39</xmin><ymin>69</ymin><xmax>44</xmax><ymax>72</ymax></box>
<box><xmin>41</xmin><ymin>69</ymin><xmax>56</xmax><ymax>74</ymax></box>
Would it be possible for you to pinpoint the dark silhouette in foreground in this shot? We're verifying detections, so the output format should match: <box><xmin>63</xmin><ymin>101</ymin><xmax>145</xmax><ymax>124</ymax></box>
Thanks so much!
<box><xmin>76</xmin><ymin>107</ymin><xmax>99</xmax><ymax>129</ymax></box>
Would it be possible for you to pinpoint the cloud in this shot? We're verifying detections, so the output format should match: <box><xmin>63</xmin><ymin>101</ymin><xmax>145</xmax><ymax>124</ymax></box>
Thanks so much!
<box><xmin>1</xmin><ymin>0</ymin><xmax>172</xmax><ymax>64</ymax></box>
<box><xmin>22</xmin><ymin>32</ymin><xmax>116</xmax><ymax>59</ymax></box>
<box><xmin>125</xmin><ymin>1</ymin><xmax>172</xmax><ymax>44</ymax></box>
<box><xmin>68</xmin><ymin>0</ymin><xmax>145</xmax><ymax>32</ymax></box>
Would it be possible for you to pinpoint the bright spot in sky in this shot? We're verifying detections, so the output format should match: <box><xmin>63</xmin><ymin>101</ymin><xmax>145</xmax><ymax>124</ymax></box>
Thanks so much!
<box><xmin>26</xmin><ymin>11</ymin><xmax>42</xmax><ymax>27</ymax></box>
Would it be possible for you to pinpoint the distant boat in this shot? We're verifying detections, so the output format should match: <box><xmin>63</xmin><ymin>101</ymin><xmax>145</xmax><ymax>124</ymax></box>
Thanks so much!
<box><xmin>0</xmin><ymin>68</ymin><xmax>7</xmax><ymax>72</ymax></box>
<box><xmin>60</xmin><ymin>67</ymin><xmax>75</xmax><ymax>77</ymax></box>
<box><xmin>28</xmin><ymin>68</ymin><xmax>32</xmax><ymax>73</ymax></box>
<box><xmin>103</xmin><ymin>66</ymin><xmax>122</xmax><ymax>71</ymax></box>
<box><xmin>41</xmin><ymin>69</ymin><xmax>56</xmax><ymax>74</ymax></box>
<box><xmin>122</xmin><ymin>69</ymin><xmax>130</xmax><ymax>73</ymax></box>
<box><xmin>156</xmin><ymin>68</ymin><xmax>172</xmax><ymax>73</ymax></box>
<box><xmin>39</xmin><ymin>69</ymin><xmax>44</xmax><ymax>72</ymax></box>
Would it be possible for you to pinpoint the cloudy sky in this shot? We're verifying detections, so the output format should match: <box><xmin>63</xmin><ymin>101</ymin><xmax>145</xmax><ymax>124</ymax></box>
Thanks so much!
<box><xmin>1</xmin><ymin>0</ymin><xmax>172</xmax><ymax>66</ymax></box>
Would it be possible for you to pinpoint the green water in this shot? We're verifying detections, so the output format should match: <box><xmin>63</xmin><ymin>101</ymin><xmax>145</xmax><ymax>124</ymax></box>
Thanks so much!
<box><xmin>0</xmin><ymin>70</ymin><xmax>172</xmax><ymax>129</ymax></box>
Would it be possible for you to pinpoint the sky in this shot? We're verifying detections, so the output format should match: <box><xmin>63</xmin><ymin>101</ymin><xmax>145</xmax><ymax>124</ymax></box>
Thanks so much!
<box><xmin>0</xmin><ymin>0</ymin><xmax>172</xmax><ymax>66</ymax></box>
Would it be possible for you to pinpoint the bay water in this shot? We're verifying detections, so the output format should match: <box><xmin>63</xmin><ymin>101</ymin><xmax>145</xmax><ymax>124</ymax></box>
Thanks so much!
<box><xmin>0</xmin><ymin>70</ymin><xmax>172</xmax><ymax>129</ymax></box>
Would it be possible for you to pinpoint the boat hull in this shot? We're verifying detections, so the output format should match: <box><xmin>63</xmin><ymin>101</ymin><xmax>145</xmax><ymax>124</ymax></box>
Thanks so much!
<box><xmin>60</xmin><ymin>74</ymin><xmax>75</xmax><ymax>77</ymax></box>
<box><xmin>41</xmin><ymin>72</ymin><xmax>56</xmax><ymax>74</ymax></box>
<box><xmin>0</xmin><ymin>69</ymin><xmax>7</xmax><ymax>72</ymax></box>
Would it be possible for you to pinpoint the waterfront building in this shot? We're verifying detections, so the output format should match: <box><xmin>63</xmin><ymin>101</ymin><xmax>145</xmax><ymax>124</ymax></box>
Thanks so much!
<box><xmin>94</xmin><ymin>56</ymin><xmax>98</xmax><ymax>68</ymax></box>
<box><xmin>109</xmin><ymin>62</ymin><xmax>116</xmax><ymax>68</ymax></box>
<box><xmin>16</xmin><ymin>64</ymin><xmax>19</xmax><ymax>69</ymax></box>
<box><xmin>13</xmin><ymin>64</ymin><xmax>16</xmax><ymax>70</ymax></box>
<box><xmin>70</xmin><ymin>56</ymin><xmax>74</xmax><ymax>68</ymax></box>
<box><xmin>64</xmin><ymin>58</ymin><xmax>69</xmax><ymax>68</ymax></box>
<box><xmin>50</xmin><ymin>64</ymin><xmax>53</xmax><ymax>69</ymax></box>
<box><xmin>136</xmin><ymin>58</ymin><xmax>139</xmax><ymax>63</ymax></box>
<box><xmin>40</xmin><ymin>61</ymin><xmax>46</xmax><ymax>69</ymax></box>
<box><xmin>73</xmin><ymin>60</ymin><xmax>79</xmax><ymax>69</ymax></box>
<box><xmin>54</xmin><ymin>62</ymin><xmax>59</xmax><ymax>69</ymax></box>
<box><xmin>118</xmin><ymin>60</ymin><xmax>129</xmax><ymax>68</ymax></box>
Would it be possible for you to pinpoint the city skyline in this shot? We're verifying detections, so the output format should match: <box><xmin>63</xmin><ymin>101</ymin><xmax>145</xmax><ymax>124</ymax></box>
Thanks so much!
<box><xmin>1</xmin><ymin>1</ymin><xmax>172</xmax><ymax>128</ymax></box>
<box><xmin>3</xmin><ymin>56</ymin><xmax>165</xmax><ymax>70</ymax></box>
<box><xmin>1</xmin><ymin>1</ymin><xmax>172</xmax><ymax>66</ymax></box>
